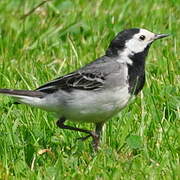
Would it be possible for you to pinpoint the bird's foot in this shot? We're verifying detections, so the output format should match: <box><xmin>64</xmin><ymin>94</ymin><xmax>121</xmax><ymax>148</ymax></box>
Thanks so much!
<box><xmin>76</xmin><ymin>131</ymin><xmax>100</xmax><ymax>151</ymax></box>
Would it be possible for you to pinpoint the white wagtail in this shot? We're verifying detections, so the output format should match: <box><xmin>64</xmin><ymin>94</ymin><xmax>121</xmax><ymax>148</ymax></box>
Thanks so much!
<box><xmin>0</xmin><ymin>28</ymin><xmax>169</xmax><ymax>150</ymax></box>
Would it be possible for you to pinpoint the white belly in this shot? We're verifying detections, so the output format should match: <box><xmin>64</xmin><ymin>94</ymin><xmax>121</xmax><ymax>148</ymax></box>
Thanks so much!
<box><xmin>56</xmin><ymin>86</ymin><xmax>131</xmax><ymax>123</ymax></box>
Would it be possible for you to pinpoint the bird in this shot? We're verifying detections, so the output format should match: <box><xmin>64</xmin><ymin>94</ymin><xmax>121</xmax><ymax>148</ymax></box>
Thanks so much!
<box><xmin>0</xmin><ymin>28</ymin><xmax>169</xmax><ymax>150</ymax></box>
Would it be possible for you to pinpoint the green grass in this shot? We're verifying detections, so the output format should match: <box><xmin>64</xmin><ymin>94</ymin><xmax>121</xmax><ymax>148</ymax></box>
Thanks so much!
<box><xmin>0</xmin><ymin>0</ymin><xmax>179</xmax><ymax>179</ymax></box>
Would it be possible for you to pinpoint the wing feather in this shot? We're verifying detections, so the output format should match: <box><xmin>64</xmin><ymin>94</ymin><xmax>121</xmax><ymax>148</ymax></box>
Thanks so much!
<box><xmin>36</xmin><ymin>72</ymin><xmax>105</xmax><ymax>93</ymax></box>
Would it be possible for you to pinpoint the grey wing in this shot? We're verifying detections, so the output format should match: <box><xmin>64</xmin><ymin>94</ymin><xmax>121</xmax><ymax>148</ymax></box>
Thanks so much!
<box><xmin>36</xmin><ymin>56</ymin><xmax>123</xmax><ymax>93</ymax></box>
<box><xmin>36</xmin><ymin>71</ymin><xmax>105</xmax><ymax>93</ymax></box>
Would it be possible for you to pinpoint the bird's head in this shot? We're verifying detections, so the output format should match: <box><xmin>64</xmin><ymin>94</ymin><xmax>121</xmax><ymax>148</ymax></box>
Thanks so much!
<box><xmin>106</xmin><ymin>28</ymin><xmax>169</xmax><ymax>56</ymax></box>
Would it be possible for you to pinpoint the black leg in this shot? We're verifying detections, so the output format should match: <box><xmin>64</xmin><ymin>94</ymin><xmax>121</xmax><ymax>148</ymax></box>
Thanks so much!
<box><xmin>56</xmin><ymin>117</ymin><xmax>104</xmax><ymax>151</ymax></box>
<box><xmin>57</xmin><ymin>117</ymin><xmax>96</xmax><ymax>136</ymax></box>
<box><xmin>93</xmin><ymin>122</ymin><xmax>104</xmax><ymax>151</ymax></box>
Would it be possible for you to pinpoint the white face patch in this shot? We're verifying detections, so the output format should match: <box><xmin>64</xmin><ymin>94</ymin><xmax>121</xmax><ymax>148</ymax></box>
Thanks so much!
<box><xmin>125</xmin><ymin>29</ymin><xmax>156</xmax><ymax>54</ymax></box>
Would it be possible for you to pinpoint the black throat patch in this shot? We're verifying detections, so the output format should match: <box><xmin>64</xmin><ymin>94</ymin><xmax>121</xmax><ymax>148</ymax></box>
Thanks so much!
<box><xmin>127</xmin><ymin>46</ymin><xmax>150</xmax><ymax>95</ymax></box>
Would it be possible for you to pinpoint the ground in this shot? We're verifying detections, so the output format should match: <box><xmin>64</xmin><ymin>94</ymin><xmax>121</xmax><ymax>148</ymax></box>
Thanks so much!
<box><xmin>0</xmin><ymin>0</ymin><xmax>179</xmax><ymax>179</ymax></box>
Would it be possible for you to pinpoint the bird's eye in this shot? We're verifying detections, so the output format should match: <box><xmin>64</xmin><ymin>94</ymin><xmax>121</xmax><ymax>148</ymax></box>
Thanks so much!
<box><xmin>139</xmin><ymin>35</ymin><xmax>146</xmax><ymax>40</ymax></box>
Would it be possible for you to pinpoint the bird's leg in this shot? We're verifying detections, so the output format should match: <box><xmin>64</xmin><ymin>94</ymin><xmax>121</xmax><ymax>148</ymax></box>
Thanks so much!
<box><xmin>56</xmin><ymin>117</ymin><xmax>104</xmax><ymax>151</ymax></box>
<box><xmin>92</xmin><ymin>123</ymin><xmax>104</xmax><ymax>151</ymax></box>
<box><xmin>56</xmin><ymin>117</ymin><xmax>98</xmax><ymax>142</ymax></box>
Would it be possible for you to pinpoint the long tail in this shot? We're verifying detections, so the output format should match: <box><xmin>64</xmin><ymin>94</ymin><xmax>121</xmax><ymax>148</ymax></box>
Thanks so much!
<box><xmin>0</xmin><ymin>88</ymin><xmax>46</xmax><ymax>106</ymax></box>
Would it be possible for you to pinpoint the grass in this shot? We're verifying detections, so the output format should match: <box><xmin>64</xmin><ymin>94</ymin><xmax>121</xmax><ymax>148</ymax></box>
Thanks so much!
<box><xmin>0</xmin><ymin>0</ymin><xmax>179</xmax><ymax>179</ymax></box>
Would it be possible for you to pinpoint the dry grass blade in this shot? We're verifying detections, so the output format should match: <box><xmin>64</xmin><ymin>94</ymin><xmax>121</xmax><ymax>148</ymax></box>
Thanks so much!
<box><xmin>21</xmin><ymin>0</ymin><xmax>53</xmax><ymax>20</ymax></box>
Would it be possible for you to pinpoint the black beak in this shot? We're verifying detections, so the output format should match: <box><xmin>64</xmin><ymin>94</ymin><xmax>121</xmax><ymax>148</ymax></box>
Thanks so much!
<box><xmin>154</xmin><ymin>33</ymin><xmax>170</xmax><ymax>40</ymax></box>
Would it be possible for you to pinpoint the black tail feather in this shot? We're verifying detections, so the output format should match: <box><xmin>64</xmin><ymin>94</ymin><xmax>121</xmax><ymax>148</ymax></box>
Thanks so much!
<box><xmin>0</xmin><ymin>88</ymin><xmax>45</xmax><ymax>98</ymax></box>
